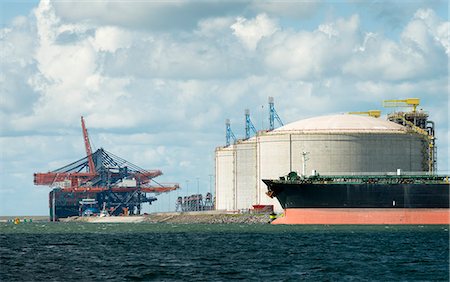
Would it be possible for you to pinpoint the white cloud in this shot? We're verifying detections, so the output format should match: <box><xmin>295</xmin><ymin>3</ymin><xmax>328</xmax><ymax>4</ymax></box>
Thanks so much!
<box><xmin>51</xmin><ymin>1</ymin><xmax>248</xmax><ymax>31</ymax></box>
<box><xmin>196</xmin><ymin>17</ymin><xmax>235</xmax><ymax>37</ymax></box>
<box><xmin>0</xmin><ymin>13</ymin><xmax>38</xmax><ymax>128</ymax></box>
<box><xmin>342</xmin><ymin>9</ymin><xmax>448</xmax><ymax>81</ymax></box>
<box><xmin>408</xmin><ymin>8</ymin><xmax>449</xmax><ymax>55</ymax></box>
<box><xmin>49</xmin><ymin>0</ymin><xmax>324</xmax><ymax>32</ymax></box>
<box><xmin>91</xmin><ymin>26</ymin><xmax>133</xmax><ymax>53</ymax></box>
<box><xmin>262</xmin><ymin>15</ymin><xmax>361</xmax><ymax>80</ymax></box>
<box><xmin>343</xmin><ymin>37</ymin><xmax>423</xmax><ymax>80</ymax></box>
<box><xmin>7</xmin><ymin>0</ymin><xmax>137</xmax><ymax>132</ymax></box>
<box><xmin>231</xmin><ymin>14</ymin><xmax>279</xmax><ymax>50</ymax></box>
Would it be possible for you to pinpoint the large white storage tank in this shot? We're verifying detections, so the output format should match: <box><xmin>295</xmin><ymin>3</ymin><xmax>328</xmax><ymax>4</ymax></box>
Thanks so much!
<box><xmin>215</xmin><ymin>145</ymin><xmax>235</xmax><ymax>211</ymax></box>
<box><xmin>215</xmin><ymin>114</ymin><xmax>427</xmax><ymax>212</ymax></box>
<box><xmin>215</xmin><ymin>140</ymin><xmax>258</xmax><ymax>211</ymax></box>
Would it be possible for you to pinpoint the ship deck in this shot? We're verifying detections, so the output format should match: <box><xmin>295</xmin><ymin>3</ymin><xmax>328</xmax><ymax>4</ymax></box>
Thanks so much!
<box><xmin>276</xmin><ymin>172</ymin><xmax>449</xmax><ymax>185</ymax></box>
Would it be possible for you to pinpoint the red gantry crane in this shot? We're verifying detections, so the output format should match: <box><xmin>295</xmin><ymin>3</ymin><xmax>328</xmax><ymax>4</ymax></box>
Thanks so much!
<box><xmin>34</xmin><ymin>116</ymin><xmax>179</xmax><ymax>221</ymax></box>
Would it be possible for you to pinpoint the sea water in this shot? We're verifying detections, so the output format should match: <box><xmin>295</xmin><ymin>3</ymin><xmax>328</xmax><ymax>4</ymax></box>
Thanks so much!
<box><xmin>1</xmin><ymin>223</ymin><xmax>448</xmax><ymax>281</ymax></box>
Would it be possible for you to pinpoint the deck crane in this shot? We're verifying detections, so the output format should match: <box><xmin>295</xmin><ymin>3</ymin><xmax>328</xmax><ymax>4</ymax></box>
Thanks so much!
<box><xmin>382</xmin><ymin>98</ymin><xmax>436</xmax><ymax>173</ymax></box>
<box><xmin>34</xmin><ymin>116</ymin><xmax>179</xmax><ymax>221</ymax></box>
<box><xmin>348</xmin><ymin>110</ymin><xmax>381</xmax><ymax>118</ymax></box>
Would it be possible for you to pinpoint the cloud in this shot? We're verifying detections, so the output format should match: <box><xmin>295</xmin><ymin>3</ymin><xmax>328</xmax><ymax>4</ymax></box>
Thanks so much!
<box><xmin>91</xmin><ymin>26</ymin><xmax>133</xmax><ymax>53</ymax></box>
<box><xmin>262</xmin><ymin>15</ymin><xmax>361</xmax><ymax>80</ymax></box>
<box><xmin>3</xmin><ymin>2</ymin><xmax>448</xmax><ymax>134</ymax></box>
<box><xmin>0</xmin><ymin>14</ymin><xmax>39</xmax><ymax>131</ymax></box>
<box><xmin>343</xmin><ymin>9</ymin><xmax>448</xmax><ymax>81</ymax></box>
<box><xmin>51</xmin><ymin>0</ymin><xmax>249</xmax><ymax>31</ymax></box>
<box><xmin>231</xmin><ymin>13</ymin><xmax>279</xmax><ymax>50</ymax></box>
<box><xmin>50</xmin><ymin>0</ymin><xmax>324</xmax><ymax>32</ymax></box>
<box><xmin>5</xmin><ymin>0</ymin><xmax>139</xmax><ymax>133</ymax></box>
<box><xmin>351</xmin><ymin>0</ymin><xmax>445</xmax><ymax>31</ymax></box>
<box><xmin>405</xmin><ymin>9</ymin><xmax>449</xmax><ymax>55</ymax></box>
<box><xmin>196</xmin><ymin>17</ymin><xmax>235</xmax><ymax>37</ymax></box>
<box><xmin>250</xmin><ymin>1</ymin><xmax>321</xmax><ymax>19</ymax></box>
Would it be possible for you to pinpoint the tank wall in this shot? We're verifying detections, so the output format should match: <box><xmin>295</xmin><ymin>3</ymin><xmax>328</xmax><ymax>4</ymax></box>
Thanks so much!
<box><xmin>257</xmin><ymin>134</ymin><xmax>291</xmax><ymax>211</ymax></box>
<box><xmin>215</xmin><ymin>147</ymin><xmax>235</xmax><ymax>211</ymax></box>
<box><xmin>286</xmin><ymin>133</ymin><xmax>425</xmax><ymax>174</ymax></box>
<box><xmin>235</xmin><ymin>142</ymin><xmax>257</xmax><ymax>210</ymax></box>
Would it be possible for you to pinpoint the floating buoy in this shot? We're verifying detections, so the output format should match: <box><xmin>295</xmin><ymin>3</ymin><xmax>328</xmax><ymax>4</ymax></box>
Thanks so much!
<box><xmin>14</xmin><ymin>218</ymin><xmax>20</xmax><ymax>225</ymax></box>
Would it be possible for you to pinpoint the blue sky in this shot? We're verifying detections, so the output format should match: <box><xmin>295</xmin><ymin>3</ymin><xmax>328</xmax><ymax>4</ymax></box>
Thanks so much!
<box><xmin>0</xmin><ymin>0</ymin><xmax>448</xmax><ymax>216</ymax></box>
<box><xmin>1</xmin><ymin>1</ymin><xmax>38</xmax><ymax>26</ymax></box>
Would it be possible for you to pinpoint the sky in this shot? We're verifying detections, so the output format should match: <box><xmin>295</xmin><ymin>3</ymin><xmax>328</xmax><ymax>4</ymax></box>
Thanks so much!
<box><xmin>0</xmin><ymin>0</ymin><xmax>448</xmax><ymax>216</ymax></box>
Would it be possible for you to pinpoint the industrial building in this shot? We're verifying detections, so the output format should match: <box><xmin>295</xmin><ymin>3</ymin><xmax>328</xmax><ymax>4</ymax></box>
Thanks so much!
<box><xmin>215</xmin><ymin>98</ymin><xmax>435</xmax><ymax>212</ymax></box>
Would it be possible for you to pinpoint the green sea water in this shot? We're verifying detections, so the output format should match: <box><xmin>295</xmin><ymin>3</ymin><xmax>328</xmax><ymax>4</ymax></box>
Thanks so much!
<box><xmin>1</xmin><ymin>223</ymin><xmax>448</xmax><ymax>281</ymax></box>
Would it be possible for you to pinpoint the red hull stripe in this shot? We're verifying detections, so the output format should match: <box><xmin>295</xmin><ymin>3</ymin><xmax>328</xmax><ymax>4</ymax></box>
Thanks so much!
<box><xmin>272</xmin><ymin>208</ymin><xmax>450</xmax><ymax>224</ymax></box>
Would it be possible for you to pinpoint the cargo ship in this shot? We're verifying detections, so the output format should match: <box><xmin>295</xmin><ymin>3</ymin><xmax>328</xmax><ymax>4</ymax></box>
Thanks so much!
<box><xmin>263</xmin><ymin>172</ymin><xmax>449</xmax><ymax>224</ymax></box>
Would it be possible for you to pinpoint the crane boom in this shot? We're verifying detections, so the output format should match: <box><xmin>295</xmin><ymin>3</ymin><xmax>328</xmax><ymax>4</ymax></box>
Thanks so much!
<box><xmin>348</xmin><ymin>110</ymin><xmax>381</xmax><ymax>118</ymax></box>
<box><xmin>382</xmin><ymin>98</ymin><xmax>420</xmax><ymax>112</ymax></box>
<box><xmin>51</xmin><ymin>184</ymin><xmax>180</xmax><ymax>193</ymax></box>
<box><xmin>81</xmin><ymin>116</ymin><xmax>96</xmax><ymax>174</ymax></box>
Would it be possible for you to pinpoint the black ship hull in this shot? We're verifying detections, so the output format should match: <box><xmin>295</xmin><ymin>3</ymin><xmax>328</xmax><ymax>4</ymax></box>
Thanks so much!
<box><xmin>263</xmin><ymin>179</ymin><xmax>449</xmax><ymax>224</ymax></box>
<box><xmin>263</xmin><ymin>181</ymin><xmax>449</xmax><ymax>209</ymax></box>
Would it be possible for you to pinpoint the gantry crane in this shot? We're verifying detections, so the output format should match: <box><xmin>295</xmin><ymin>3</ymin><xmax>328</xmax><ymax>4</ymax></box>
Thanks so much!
<box><xmin>348</xmin><ymin>110</ymin><xmax>381</xmax><ymax>118</ymax></box>
<box><xmin>382</xmin><ymin>98</ymin><xmax>436</xmax><ymax>172</ymax></box>
<box><xmin>34</xmin><ymin>116</ymin><xmax>179</xmax><ymax>221</ymax></box>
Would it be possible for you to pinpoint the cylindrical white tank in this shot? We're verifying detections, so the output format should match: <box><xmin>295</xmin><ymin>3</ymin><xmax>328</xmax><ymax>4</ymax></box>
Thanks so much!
<box><xmin>215</xmin><ymin>114</ymin><xmax>427</xmax><ymax>212</ymax></box>
<box><xmin>215</xmin><ymin>146</ymin><xmax>235</xmax><ymax>211</ymax></box>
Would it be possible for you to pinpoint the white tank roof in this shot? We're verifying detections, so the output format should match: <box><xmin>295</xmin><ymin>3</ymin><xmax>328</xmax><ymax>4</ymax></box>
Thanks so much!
<box><xmin>273</xmin><ymin>114</ymin><xmax>407</xmax><ymax>133</ymax></box>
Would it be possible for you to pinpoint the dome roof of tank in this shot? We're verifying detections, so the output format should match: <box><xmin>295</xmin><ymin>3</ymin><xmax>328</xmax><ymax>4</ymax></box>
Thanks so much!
<box><xmin>273</xmin><ymin>114</ymin><xmax>406</xmax><ymax>133</ymax></box>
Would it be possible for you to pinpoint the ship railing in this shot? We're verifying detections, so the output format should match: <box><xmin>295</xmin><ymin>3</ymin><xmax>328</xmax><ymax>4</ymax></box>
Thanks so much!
<box><xmin>316</xmin><ymin>171</ymin><xmax>449</xmax><ymax>177</ymax></box>
<box><xmin>287</xmin><ymin>171</ymin><xmax>450</xmax><ymax>184</ymax></box>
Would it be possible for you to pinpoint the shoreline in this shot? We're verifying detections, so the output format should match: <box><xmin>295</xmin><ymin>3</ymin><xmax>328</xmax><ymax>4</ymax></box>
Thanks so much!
<box><xmin>67</xmin><ymin>212</ymin><xmax>273</xmax><ymax>224</ymax></box>
<box><xmin>0</xmin><ymin>216</ymin><xmax>48</xmax><ymax>223</ymax></box>
<box><xmin>1</xmin><ymin>212</ymin><xmax>274</xmax><ymax>224</ymax></box>
<box><xmin>144</xmin><ymin>212</ymin><xmax>272</xmax><ymax>224</ymax></box>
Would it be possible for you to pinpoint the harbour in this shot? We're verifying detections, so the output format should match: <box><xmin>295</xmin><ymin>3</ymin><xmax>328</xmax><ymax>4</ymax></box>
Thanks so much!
<box><xmin>2</xmin><ymin>1</ymin><xmax>449</xmax><ymax>281</ymax></box>
<box><xmin>31</xmin><ymin>97</ymin><xmax>449</xmax><ymax>225</ymax></box>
